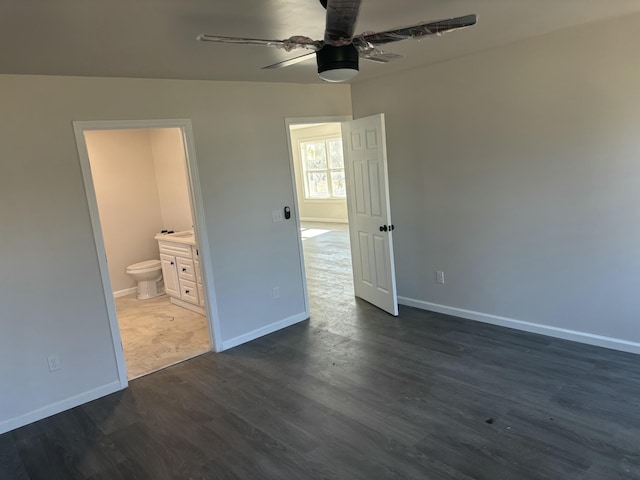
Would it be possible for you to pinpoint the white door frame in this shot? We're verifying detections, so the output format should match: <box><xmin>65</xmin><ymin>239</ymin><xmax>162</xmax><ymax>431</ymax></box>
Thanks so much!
<box><xmin>73</xmin><ymin>118</ymin><xmax>223</xmax><ymax>389</ymax></box>
<box><xmin>284</xmin><ymin>116</ymin><xmax>352</xmax><ymax>318</ymax></box>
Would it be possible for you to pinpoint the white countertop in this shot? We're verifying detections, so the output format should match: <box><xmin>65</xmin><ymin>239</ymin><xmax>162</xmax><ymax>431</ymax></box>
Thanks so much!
<box><xmin>154</xmin><ymin>230</ymin><xmax>196</xmax><ymax>245</ymax></box>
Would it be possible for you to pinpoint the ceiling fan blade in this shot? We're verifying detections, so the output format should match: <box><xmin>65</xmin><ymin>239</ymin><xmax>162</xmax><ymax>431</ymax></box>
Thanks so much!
<box><xmin>262</xmin><ymin>51</ymin><xmax>317</xmax><ymax>70</ymax></box>
<box><xmin>354</xmin><ymin>14</ymin><xmax>477</xmax><ymax>46</ymax></box>
<box><xmin>325</xmin><ymin>0</ymin><xmax>362</xmax><ymax>44</ymax></box>
<box><xmin>198</xmin><ymin>34</ymin><xmax>285</xmax><ymax>47</ymax></box>
<box><xmin>197</xmin><ymin>34</ymin><xmax>320</xmax><ymax>52</ymax></box>
<box><xmin>361</xmin><ymin>49</ymin><xmax>403</xmax><ymax>64</ymax></box>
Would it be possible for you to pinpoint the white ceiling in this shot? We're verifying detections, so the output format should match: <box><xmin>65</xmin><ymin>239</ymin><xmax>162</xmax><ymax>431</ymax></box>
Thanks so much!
<box><xmin>1</xmin><ymin>0</ymin><xmax>639</xmax><ymax>84</ymax></box>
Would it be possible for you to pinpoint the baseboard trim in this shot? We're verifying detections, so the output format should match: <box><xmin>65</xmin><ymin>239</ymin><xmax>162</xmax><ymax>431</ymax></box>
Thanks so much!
<box><xmin>0</xmin><ymin>380</ymin><xmax>124</xmax><ymax>435</ymax></box>
<box><xmin>300</xmin><ymin>217</ymin><xmax>348</xmax><ymax>224</ymax></box>
<box><xmin>113</xmin><ymin>287</ymin><xmax>137</xmax><ymax>298</ymax></box>
<box><xmin>398</xmin><ymin>296</ymin><xmax>640</xmax><ymax>355</ymax></box>
<box><xmin>222</xmin><ymin>312</ymin><xmax>309</xmax><ymax>351</ymax></box>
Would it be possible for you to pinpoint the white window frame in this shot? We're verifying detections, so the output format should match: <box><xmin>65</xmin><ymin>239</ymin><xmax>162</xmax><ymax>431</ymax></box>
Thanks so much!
<box><xmin>299</xmin><ymin>136</ymin><xmax>345</xmax><ymax>200</ymax></box>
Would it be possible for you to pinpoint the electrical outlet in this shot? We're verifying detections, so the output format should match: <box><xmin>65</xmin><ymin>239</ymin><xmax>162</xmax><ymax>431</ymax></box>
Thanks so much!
<box><xmin>436</xmin><ymin>271</ymin><xmax>445</xmax><ymax>284</ymax></box>
<box><xmin>272</xmin><ymin>286</ymin><xmax>280</xmax><ymax>299</ymax></box>
<box><xmin>272</xmin><ymin>210</ymin><xmax>284</xmax><ymax>223</ymax></box>
<box><xmin>47</xmin><ymin>355</ymin><xmax>61</xmax><ymax>372</ymax></box>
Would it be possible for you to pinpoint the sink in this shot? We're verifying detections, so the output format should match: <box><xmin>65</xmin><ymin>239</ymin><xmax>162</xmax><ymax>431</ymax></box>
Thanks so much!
<box><xmin>154</xmin><ymin>230</ymin><xmax>196</xmax><ymax>244</ymax></box>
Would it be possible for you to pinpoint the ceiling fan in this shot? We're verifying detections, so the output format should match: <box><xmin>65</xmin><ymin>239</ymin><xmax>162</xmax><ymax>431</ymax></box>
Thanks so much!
<box><xmin>197</xmin><ymin>0</ymin><xmax>477</xmax><ymax>83</ymax></box>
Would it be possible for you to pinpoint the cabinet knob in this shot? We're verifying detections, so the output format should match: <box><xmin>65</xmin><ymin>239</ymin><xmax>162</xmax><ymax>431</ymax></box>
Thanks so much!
<box><xmin>170</xmin><ymin>261</ymin><xmax>174</xmax><ymax>265</ymax></box>
<box><xmin>185</xmin><ymin>290</ymin><xmax>190</xmax><ymax>294</ymax></box>
<box><xmin>182</xmin><ymin>267</ymin><xmax>187</xmax><ymax>272</ymax></box>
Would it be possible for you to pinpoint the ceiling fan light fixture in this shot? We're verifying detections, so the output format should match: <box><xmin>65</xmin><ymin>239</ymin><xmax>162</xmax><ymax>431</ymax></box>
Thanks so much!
<box><xmin>317</xmin><ymin>44</ymin><xmax>359</xmax><ymax>83</ymax></box>
<box><xmin>318</xmin><ymin>67</ymin><xmax>359</xmax><ymax>83</ymax></box>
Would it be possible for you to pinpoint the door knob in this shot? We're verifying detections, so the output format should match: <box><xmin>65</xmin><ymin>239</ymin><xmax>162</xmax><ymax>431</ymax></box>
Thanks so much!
<box><xmin>389</xmin><ymin>224</ymin><xmax>395</xmax><ymax>231</ymax></box>
<box><xmin>379</xmin><ymin>225</ymin><xmax>388</xmax><ymax>232</ymax></box>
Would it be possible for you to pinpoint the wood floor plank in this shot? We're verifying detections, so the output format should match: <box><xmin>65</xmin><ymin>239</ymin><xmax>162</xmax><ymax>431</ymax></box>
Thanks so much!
<box><xmin>12</xmin><ymin>408</ymin><xmax>126</xmax><ymax>480</ymax></box>
<box><xmin>0</xmin><ymin>434</ymin><xmax>30</xmax><ymax>480</ymax></box>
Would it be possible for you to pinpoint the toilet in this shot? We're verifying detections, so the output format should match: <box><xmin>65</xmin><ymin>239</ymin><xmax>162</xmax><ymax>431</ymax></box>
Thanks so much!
<box><xmin>125</xmin><ymin>259</ymin><xmax>163</xmax><ymax>300</ymax></box>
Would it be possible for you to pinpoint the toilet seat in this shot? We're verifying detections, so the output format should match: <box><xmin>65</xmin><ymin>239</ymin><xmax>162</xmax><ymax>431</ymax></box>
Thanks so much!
<box><xmin>126</xmin><ymin>259</ymin><xmax>161</xmax><ymax>273</ymax></box>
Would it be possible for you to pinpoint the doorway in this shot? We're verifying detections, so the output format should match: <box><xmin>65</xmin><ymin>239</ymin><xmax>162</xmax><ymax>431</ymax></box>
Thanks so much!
<box><xmin>74</xmin><ymin>119</ymin><xmax>221</xmax><ymax>386</ymax></box>
<box><xmin>286</xmin><ymin>115</ymin><xmax>399</xmax><ymax>318</ymax></box>
<box><xmin>286</xmin><ymin>118</ymin><xmax>355</xmax><ymax>314</ymax></box>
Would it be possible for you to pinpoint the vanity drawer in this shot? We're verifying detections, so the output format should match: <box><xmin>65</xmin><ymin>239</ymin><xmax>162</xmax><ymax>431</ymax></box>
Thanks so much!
<box><xmin>158</xmin><ymin>241</ymin><xmax>192</xmax><ymax>258</ymax></box>
<box><xmin>176</xmin><ymin>257</ymin><xmax>196</xmax><ymax>281</ymax></box>
<box><xmin>181</xmin><ymin>280</ymin><xmax>199</xmax><ymax>304</ymax></box>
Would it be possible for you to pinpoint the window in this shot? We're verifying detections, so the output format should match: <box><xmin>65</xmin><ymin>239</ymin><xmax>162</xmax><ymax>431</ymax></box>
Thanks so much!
<box><xmin>300</xmin><ymin>137</ymin><xmax>345</xmax><ymax>199</ymax></box>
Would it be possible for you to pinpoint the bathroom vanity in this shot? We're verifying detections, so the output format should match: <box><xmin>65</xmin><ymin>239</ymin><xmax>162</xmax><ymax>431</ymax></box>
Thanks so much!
<box><xmin>155</xmin><ymin>230</ymin><xmax>205</xmax><ymax>315</ymax></box>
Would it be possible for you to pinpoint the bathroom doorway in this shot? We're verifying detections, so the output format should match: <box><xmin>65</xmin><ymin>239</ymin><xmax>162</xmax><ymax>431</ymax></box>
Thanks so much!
<box><xmin>74</xmin><ymin>119</ymin><xmax>220</xmax><ymax>385</ymax></box>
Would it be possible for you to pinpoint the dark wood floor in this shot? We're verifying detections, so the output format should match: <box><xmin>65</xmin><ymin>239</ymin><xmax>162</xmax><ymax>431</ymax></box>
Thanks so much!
<box><xmin>3</xmin><ymin>223</ymin><xmax>640</xmax><ymax>479</ymax></box>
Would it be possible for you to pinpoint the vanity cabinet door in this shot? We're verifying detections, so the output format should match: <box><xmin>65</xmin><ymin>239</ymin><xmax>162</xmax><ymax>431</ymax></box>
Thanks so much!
<box><xmin>160</xmin><ymin>254</ymin><xmax>180</xmax><ymax>297</ymax></box>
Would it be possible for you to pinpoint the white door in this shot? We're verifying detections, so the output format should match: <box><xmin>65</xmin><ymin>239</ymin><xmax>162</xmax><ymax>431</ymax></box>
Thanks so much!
<box><xmin>342</xmin><ymin>114</ymin><xmax>398</xmax><ymax>316</ymax></box>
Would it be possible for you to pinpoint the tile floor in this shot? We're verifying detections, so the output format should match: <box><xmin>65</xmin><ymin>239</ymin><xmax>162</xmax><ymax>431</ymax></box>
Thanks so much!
<box><xmin>115</xmin><ymin>294</ymin><xmax>210</xmax><ymax>379</ymax></box>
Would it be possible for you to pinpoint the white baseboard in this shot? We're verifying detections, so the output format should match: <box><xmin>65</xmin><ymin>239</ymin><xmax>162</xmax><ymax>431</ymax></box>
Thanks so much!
<box><xmin>222</xmin><ymin>312</ymin><xmax>309</xmax><ymax>351</ymax></box>
<box><xmin>398</xmin><ymin>296</ymin><xmax>640</xmax><ymax>355</ymax></box>
<box><xmin>113</xmin><ymin>287</ymin><xmax>137</xmax><ymax>298</ymax></box>
<box><xmin>300</xmin><ymin>217</ymin><xmax>348</xmax><ymax>224</ymax></box>
<box><xmin>0</xmin><ymin>380</ymin><xmax>124</xmax><ymax>435</ymax></box>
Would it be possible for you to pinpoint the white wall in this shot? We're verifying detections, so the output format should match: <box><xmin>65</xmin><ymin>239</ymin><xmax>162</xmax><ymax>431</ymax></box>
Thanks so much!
<box><xmin>0</xmin><ymin>74</ymin><xmax>351</xmax><ymax>433</ymax></box>
<box><xmin>149</xmin><ymin>128</ymin><xmax>193</xmax><ymax>232</ymax></box>
<box><xmin>291</xmin><ymin>123</ymin><xmax>349</xmax><ymax>223</ymax></box>
<box><xmin>351</xmin><ymin>13</ymin><xmax>640</xmax><ymax>350</ymax></box>
<box><xmin>85</xmin><ymin>129</ymin><xmax>163</xmax><ymax>292</ymax></box>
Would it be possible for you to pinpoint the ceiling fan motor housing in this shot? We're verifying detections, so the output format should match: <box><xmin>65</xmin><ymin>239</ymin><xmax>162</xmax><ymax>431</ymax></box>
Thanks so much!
<box><xmin>317</xmin><ymin>43</ymin><xmax>359</xmax><ymax>76</ymax></box>
<box><xmin>316</xmin><ymin>43</ymin><xmax>358</xmax><ymax>73</ymax></box>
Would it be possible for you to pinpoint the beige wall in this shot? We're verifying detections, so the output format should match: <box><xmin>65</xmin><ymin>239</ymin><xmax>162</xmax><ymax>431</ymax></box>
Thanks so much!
<box><xmin>351</xmin><ymin>13</ymin><xmax>640</xmax><ymax>347</ymax></box>
<box><xmin>149</xmin><ymin>128</ymin><xmax>193</xmax><ymax>232</ymax></box>
<box><xmin>85</xmin><ymin>129</ymin><xmax>163</xmax><ymax>292</ymax></box>
<box><xmin>0</xmin><ymin>74</ymin><xmax>351</xmax><ymax>433</ymax></box>
<box><xmin>291</xmin><ymin>123</ymin><xmax>348</xmax><ymax>223</ymax></box>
